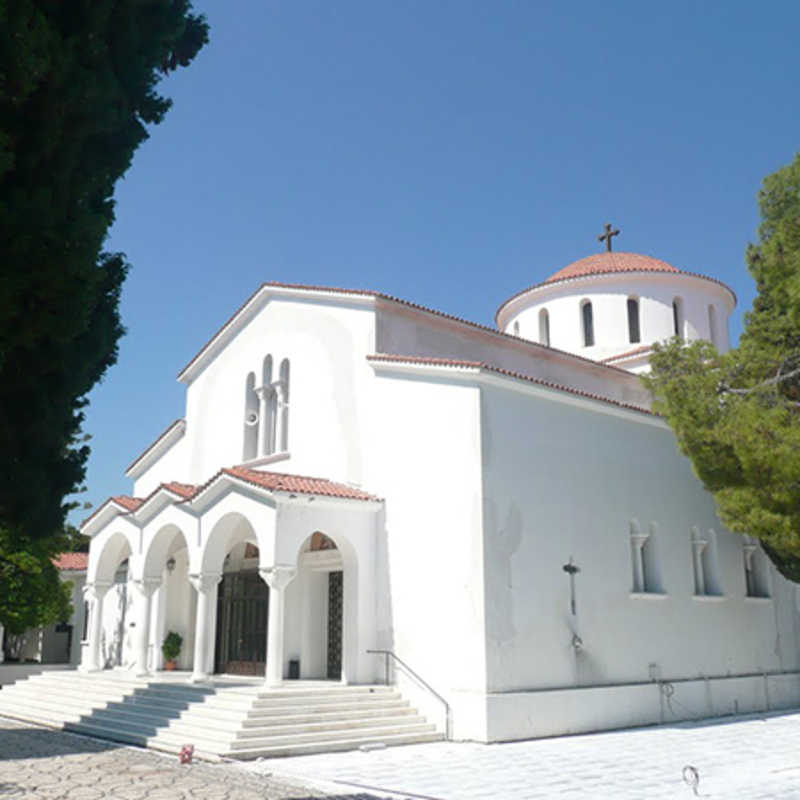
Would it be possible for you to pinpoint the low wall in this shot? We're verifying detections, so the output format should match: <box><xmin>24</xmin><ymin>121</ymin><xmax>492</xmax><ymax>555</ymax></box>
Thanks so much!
<box><xmin>0</xmin><ymin>664</ymin><xmax>75</xmax><ymax>688</ymax></box>
<box><xmin>481</xmin><ymin>672</ymin><xmax>800</xmax><ymax>742</ymax></box>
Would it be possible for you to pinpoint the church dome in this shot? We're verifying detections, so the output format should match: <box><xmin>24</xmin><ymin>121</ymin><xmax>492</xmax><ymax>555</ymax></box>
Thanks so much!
<box><xmin>496</xmin><ymin>247</ymin><xmax>736</xmax><ymax>373</ymax></box>
<box><xmin>544</xmin><ymin>252</ymin><xmax>680</xmax><ymax>285</ymax></box>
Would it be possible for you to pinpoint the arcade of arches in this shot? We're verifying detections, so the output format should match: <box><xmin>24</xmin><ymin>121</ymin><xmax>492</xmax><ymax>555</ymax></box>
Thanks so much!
<box><xmin>80</xmin><ymin>475</ymin><xmax>381</xmax><ymax>687</ymax></box>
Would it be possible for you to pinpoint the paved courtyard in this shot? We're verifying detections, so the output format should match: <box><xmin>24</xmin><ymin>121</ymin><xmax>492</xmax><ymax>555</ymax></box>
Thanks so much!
<box><xmin>5</xmin><ymin>711</ymin><xmax>800</xmax><ymax>799</ymax></box>
<box><xmin>0</xmin><ymin>716</ymin><xmax>377</xmax><ymax>800</ymax></box>
<box><xmin>246</xmin><ymin>709</ymin><xmax>800</xmax><ymax>799</ymax></box>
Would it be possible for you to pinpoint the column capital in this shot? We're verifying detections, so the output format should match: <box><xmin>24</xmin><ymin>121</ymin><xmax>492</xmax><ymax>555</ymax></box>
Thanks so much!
<box><xmin>630</xmin><ymin>533</ymin><xmax>650</xmax><ymax>550</ymax></box>
<box><xmin>84</xmin><ymin>580</ymin><xmax>113</xmax><ymax>599</ymax></box>
<box><xmin>259</xmin><ymin>565</ymin><xmax>296</xmax><ymax>591</ymax></box>
<box><xmin>188</xmin><ymin>572</ymin><xmax>222</xmax><ymax>594</ymax></box>
<box><xmin>132</xmin><ymin>577</ymin><xmax>162</xmax><ymax>598</ymax></box>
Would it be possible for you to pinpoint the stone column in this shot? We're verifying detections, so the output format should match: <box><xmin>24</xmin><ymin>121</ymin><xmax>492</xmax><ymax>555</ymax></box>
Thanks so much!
<box><xmin>83</xmin><ymin>581</ymin><xmax>112</xmax><ymax>671</ymax></box>
<box><xmin>259</xmin><ymin>566</ymin><xmax>296</xmax><ymax>687</ymax></box>
<box><xmin>692</xmin><ymin>532</ymin><xmax>708</xmax><ymax>596</ymax></box>
<box><xmin>132</xmin><ymin>578</ymin><xmax>161</xmax><ymax>676</ymax></box>
<box><xmin>631</xmin><ymin>532</ymin><xmax>649</xmax><ymax>593</ymax></box>
<box><xmin>188</xmin><ymin>573</ymin><xmax>221</xmax><ymax>683</ymax></box>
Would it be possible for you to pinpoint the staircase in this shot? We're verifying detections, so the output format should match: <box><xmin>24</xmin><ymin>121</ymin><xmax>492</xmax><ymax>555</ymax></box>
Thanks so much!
<box><xmin>0</xmin><ymin>670</ymin><xmax>443</xmax><ymax>759</ymax></box>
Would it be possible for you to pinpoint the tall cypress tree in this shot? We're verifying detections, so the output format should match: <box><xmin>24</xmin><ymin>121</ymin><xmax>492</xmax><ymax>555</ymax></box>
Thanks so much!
<box><xmin>0</xmin><ymin>1</ymin><xmax>208</xmax><ymax>547</ymax></box>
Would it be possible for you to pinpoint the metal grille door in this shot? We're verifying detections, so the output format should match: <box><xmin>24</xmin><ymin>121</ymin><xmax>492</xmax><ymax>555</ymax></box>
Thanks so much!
<box><xmin>215</xmin><ymin>571</ymin><xmax>269</xmax><ymax>675</ymax></box>
<box><xmin>327</xmin><ymin>570</ymin><xmax>343</xmax><ymax>679</ymax></box>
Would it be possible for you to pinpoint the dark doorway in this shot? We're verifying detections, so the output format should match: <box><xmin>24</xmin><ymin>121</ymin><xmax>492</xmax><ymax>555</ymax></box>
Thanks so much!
<box><xmin>327</xmin><ymin>570</ymin><xmax>343</xmax><ymax>679</ymax></box>
<box><xmin>215</xmin><ymin>571</ymin><xmax>269</xmax><ymax>675</ymax></box>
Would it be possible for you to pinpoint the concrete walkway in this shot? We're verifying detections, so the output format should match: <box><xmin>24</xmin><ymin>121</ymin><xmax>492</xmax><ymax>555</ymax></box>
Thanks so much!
<box><xmin>243</xmin><ymin>709</ymin><xmax>800</xmax><ymax>799</ymax></box>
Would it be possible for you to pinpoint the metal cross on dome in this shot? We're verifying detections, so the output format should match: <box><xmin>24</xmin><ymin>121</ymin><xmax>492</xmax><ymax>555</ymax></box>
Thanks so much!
<box><xmin>598</xmin><ymin>222</ymin><xmax>620</xmax><ymax>252</ymax></box>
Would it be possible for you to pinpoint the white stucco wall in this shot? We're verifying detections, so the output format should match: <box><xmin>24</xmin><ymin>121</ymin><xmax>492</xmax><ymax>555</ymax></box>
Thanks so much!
<box><xmin>497</xmin><ymin>272</ymin><xmax>734</xmax><ymax>362</ymax></box>
<box><xmin>132</xmin><ymin>434</ymin><xmax>189</xmax><ymax>498</ymax></box>
<box><xmin>476</xmin><ymin>378</ymin><xmax>800</xmax><ymax>738</ymax></box>
<box><xmin>181</xmin><ymin>296</ymin><xmax>377</xmax><ymax>488</ymax></box>
<box><xmin>366</xmin><ymin>366</ymin><xmax>488</xmax><ymax>739</ymax></box>
<box><xmin>376</xmin><ymin>302</ymin><xmax>652</xmax><ymax>409</ymax></box>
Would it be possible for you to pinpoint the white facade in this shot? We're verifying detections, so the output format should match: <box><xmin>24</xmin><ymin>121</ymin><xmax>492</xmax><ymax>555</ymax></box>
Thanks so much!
<box><xmin>81</xmin><ymin>253</ymin><xmax>800</xmax><ymax>743</ymax></box>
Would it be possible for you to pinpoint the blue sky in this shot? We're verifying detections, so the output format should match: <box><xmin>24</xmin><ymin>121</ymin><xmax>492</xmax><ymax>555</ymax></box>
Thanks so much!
<box><xmin>75</xmin><ymin>0</ymin><xmax>800</xmax><ymax>522</ymax></box>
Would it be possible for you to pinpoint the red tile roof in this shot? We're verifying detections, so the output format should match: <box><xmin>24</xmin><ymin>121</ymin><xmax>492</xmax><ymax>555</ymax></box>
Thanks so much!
<box><xmin>222</xmin><ymin>466</ymin><xmax>380</xmax><ymax>501</ymax></box>
<box><xmin>162</xmin><ymin>482</ymin><xmax>197</xmax><ymax>499</ymax></box>
<box><xmin>53</xmin><ymin>552</ymin><xmax>89</xmax><ymax>571</ymax></box>
<box><xmin>367</xmin><ymin>354</ymin><xmax>655</xmax><ymax>416</ymax></box>
<box><xmin>113</xmin><ymin>495</ymin><xmax>144</xmax><ymax>512</ymax></box>
<box><xmin>546</xmin><ymin>252</ymin><xmax>680</xmax><ymax>283</ymax></box>
<box><xmin>495</xmin><ymin>252</ymin><xmax>736</xmax><ymax>323</ymax></box>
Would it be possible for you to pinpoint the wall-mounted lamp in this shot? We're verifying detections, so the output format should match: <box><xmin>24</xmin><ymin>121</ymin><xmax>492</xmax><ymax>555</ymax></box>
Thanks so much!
<box><xmin>166</xmin><ymin>556</ymin><xmax>176</xmax><ymax>574</ymax></box>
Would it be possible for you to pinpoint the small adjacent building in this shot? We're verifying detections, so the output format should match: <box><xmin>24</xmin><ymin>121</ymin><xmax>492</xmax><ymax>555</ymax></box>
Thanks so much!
<box><xmin>79</xmin><ymin>246</ymin><xmax>800</xmax><ymax>742</ymax></box>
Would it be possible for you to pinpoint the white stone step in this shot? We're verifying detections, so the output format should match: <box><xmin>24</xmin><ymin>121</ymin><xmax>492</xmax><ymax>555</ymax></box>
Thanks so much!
<box><xmin>228</xmin><ymin>721</ymin><xmax>437</xmax><ymax>750</ymax></box>
<box><xmin>241</xmin><ymin>706</ymin><xmax>417</xmax><ymax>727</ymax></box>
<box><xmin>2</xmin><ymin>674</ymin><xmax>444</xmax><ymax>760</ymax></box>
<box><xmin>250</xmin><ymin>694</ymin><xmax>408</xmax><ymax>711</ymax></box>
<box><xmin>234</xmin><ymin>714</ymin><xmax>428</xmax><ymax>740</ymax></box>
<box><xmin>228</xmin><ymin>730</ymin><xmax>445</xmax><ymax>760</ymax></box>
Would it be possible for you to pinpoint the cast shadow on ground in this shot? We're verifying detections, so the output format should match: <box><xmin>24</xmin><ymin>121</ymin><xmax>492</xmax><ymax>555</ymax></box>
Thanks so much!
<box><xmin>0</xmin><ymin>725</ymin><xmax>121</xmax><ymax>761</ymax></box>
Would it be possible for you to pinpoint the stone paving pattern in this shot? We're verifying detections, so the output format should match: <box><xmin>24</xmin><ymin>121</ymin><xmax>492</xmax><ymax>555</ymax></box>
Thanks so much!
<box><xmin>0</xmin><ymin>717</ymin><xmax>379</xmax><ymax>800</ymax></box>
<box><xmin>6</xmin><ymin>710</ymin><xmax>800</xmax><ymax>798</ymax></box>
<box><xmin>249</xmin><ymin>710</ymin><xmax>800</xmax><ymax>799</ymax></box>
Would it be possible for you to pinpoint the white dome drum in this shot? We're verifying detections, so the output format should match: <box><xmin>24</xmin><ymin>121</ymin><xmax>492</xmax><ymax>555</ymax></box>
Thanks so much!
<box><xmin>496</xmin><ymin>251</ymin><xmax>736</xmax><ymax>373</ymax></box>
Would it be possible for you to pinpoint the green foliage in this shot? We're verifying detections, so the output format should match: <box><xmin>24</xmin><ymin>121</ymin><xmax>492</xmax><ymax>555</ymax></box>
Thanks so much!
<box><xmin>0</xmin><ymin>529</ymin><xmax>73</xmax><ymax>637</ymax></box>
<box><xmin>644</xmin><ymin>152</ymin><xmax>800</xmax><ymax>580</ymax></box>
<box><xmin>0</xmin><ymin>1</ymin><xmax>208</xmax><ymax>546</ymax></box>
<box><xmin>162</xmin><ymin>630</ymin><xmax>183</xmax><ymax>661</ymax></box>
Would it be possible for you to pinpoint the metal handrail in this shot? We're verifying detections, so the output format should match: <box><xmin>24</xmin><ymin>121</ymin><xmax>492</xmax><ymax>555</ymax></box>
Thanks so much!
<box><xmin>367</xmin><ymin>649</ymin><xmax>451</xmax><ymax>739</ymax></box>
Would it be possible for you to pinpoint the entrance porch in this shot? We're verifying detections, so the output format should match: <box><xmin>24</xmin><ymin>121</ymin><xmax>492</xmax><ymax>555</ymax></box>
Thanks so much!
<box><xmin>80</xmin><ymin>468</ymin><xmax>384</xmax><ymax>688</ymax></box>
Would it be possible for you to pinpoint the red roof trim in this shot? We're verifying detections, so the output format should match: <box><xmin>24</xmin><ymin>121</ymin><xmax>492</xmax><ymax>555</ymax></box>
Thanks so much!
<box><xmin>367</xmin><ymin>354</ymin><xmax>655</xmax><ymax>416</ymax></box>
<box><xmin>601</xmin><ymin>345</ymin><xmax>654</xmax><ymax>363</ymax></box>
<box><xmin>79</xmin><ymin>495</ymin><xmax>144</xmax><ymax>530</ymax></box>
<box><xmin>125</xmin><ymin>419</ymin><xmax>185</xmax><ymax>475</ymax></box>
<box><xmin>221</xmin><ymin>466</ymin><xmax>380</xmax><ymax>501</ymax></box>
<box><xmin>176</xmin><ymin>282</ymin><xmax>633</xmax><ymax>381</ymax></box>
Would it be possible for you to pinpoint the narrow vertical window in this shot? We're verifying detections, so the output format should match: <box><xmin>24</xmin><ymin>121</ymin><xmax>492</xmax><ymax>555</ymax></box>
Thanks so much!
<box><xmin>630</xmin><ymin>520</ymin><xmax>648</xmax><ymax>593</ymax></box>
<box><xmin>581</xmin><ymin>301</ymin><xmax>594</xmax><ymax>347</ymax></box>
<box><xmin>513</xmin><ymin>321</ymin><xmax>520</xmax><ymax>337</ymax></box>
<box><xmin>743</xmin><ymin>536</ymin><xmax>770</xmax><ymax>598</ymax></box>
<box><xmin>243</xmin><ymin>372</ymin><xmax>258</xmax><ymax>461</ymax></box>
<box><xmin>627</xmin><ymin>298</ymin><xmax>640</xmax><ymax>344</ymax></box>
<box><xmin>278</xmin><ymin>358</ymin><xmax>290</xmax><ymax>452</ymax></box>
<box><xmin>672</xmin><ymin>297</ymin><xmax>684</xmax><ymax>339</ymax></box>
<box><xmin>708</xmin><ymin>304</ymin><xmax>717</xmax><ymax>347</ymax></box>
<box><xmin>259</xmin><ymin>355</ymin><xmax>274</xmax><ymax>456</ymax></box>
<box><xmin>538</xmin><ymin>309</ymin><xmax>550</xmax><ymax>346</ymax></box>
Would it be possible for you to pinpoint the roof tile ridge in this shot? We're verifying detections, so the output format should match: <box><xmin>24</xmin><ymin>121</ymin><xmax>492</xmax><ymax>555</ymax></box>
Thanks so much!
<box><xmin>472</xmin><ymin>361</ymin><xmax>655</xmax><ymax>416</ymax></box>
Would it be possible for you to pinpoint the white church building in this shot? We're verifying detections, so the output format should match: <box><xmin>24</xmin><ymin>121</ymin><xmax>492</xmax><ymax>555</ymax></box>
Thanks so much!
<box><xmin>78</xmin><ymin>246</ymin><xmax>800</xmax><ymax>743</ymax></box>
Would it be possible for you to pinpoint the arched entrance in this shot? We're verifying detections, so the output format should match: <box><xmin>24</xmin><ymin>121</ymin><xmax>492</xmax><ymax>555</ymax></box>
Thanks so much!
<box><xmin>141</xmin><ymin>524</ymin><xmax>194</xmax><ymax>671</ymax></box>
<box><xmin>289</xmin><ymin>532</ymin><xmax>344</xmax><ymax>681</ymax></box>
<box><xmin>84</xmin><ymin>530</ymin><xmax>134</xmax><ymax>670</ymax></box>
<box><xmin>214</xmin><ymin>541</ymin><xmax>268</xmax><ymax>675</ymax></box>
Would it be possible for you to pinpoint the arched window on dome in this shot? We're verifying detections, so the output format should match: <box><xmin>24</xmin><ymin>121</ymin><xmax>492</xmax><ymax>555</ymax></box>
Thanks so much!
<box><xmin>708</xmin><ymin>304</ymin><xmax>718</xmax><ymax>347</ymax></box>
<box><xmin>538</xmin><ymin>309</ymin><xmax>550</xmax><ymax>346</ymax></box>
<box><xmin>672</xmin><ymin>297</ymin><xmax>684</xmax><ymax>339</ymax></box>
<box><xmin>627</xmin><ymin>297</ymin><xmax>641</xmax><ymax>344</ymax></box>
<box><xmin>513</xmin><ymin>321</ymin><xmax>520</xmax><ymax>337</ymax></box>
<box><xmin>580</xmin><ymin>301</ymin><xmax>594</xmax><ymax>348</ymax></box>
